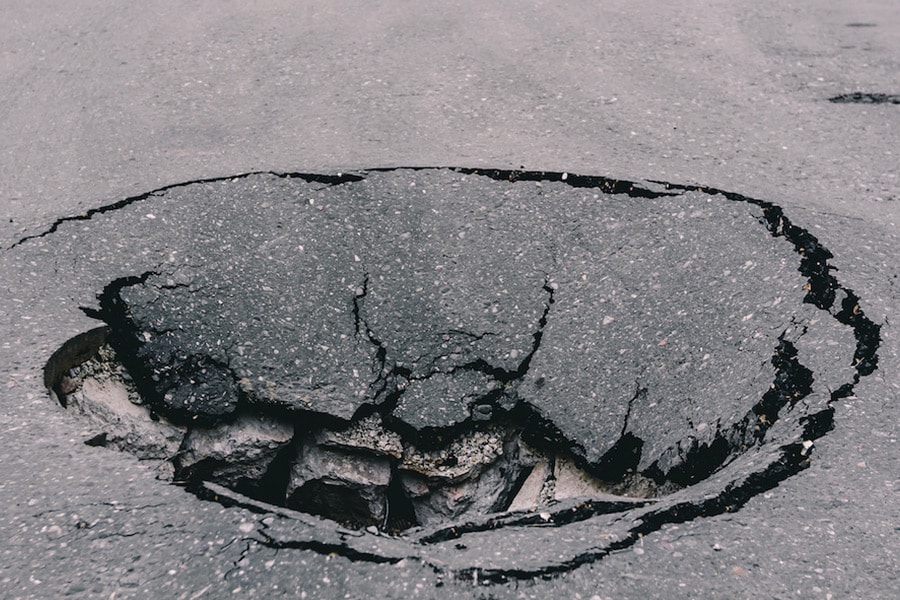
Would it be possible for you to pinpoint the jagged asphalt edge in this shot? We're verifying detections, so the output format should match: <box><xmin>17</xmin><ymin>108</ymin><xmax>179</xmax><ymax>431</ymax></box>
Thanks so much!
<box><xmin>34</xmin><ymin>167</ymin><xmax>881</xmax><ymax>583</ymax></box>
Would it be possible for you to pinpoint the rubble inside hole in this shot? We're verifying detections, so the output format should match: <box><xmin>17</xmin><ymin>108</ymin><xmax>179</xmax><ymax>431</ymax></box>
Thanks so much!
<box><xmin>176</xmin><ymin>412</ymin><xmax>294</xmax><ymax>493</ymax></box>
<box><xmin>52</xmin><ymin>342</ymin><xmax>662</xmax><ymax>532</ymax></box>
<box><xmin>54</xmin><ymin>344</ymin><xmax>185</xmax><ymax>461</ymax></box>
<box><xmin>287</xmin><ymin>437</ymin><xmax>394</xmax><ymax>527</ymax></box>
<box><xmin>397</xmin><ymin>425</ymin><xmax>523</xmax><ymax>527</ymax></box>
<box><xmin>314</xmin><ymin>413</ymin><xmax>402</xmax><ymax>458</ymax></box>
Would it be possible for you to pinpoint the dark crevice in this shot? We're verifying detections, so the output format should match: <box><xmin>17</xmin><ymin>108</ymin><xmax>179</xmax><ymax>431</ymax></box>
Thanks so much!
<box><xmin>799</xmin><ymin>406</ymin><xmax>836</xmax><ymax>441</ymax></box>
<box><xmin>649</xmin><ymin>179</ymin><xmax>881</xmax><ymax>388</ymax></box>
<box><xmin>828</xmin><ymin>92</ymin><xmax>900</xmax><ymax>104</ymax></box>
<box><xmin>620</xmin><ymin>380</ymin><xmax>647</xmax><ymax>437</ymax></box>
<box><xmin>750</xmin><ymin>337</ymin><xmax>813</xmax><ymax>431</ymax></box>
<box><xmin>371</xmin><ymin>167</ymin><xmax>683</xmax><ymax>199</ymax></box>
<box><xmin>513</xmin><ymin>401</ymin><xmax>586</xmax><ymax>462</ymax></box>
<box><xmin>383</xmin><ymin>474</ymin><xmax>419</xmax><ymax>533</ymax></box>
<box><xmin>9</xmin><ymin>170</ymin><xmax>364</xmax><ymax>250</ymax></box>
<box><xmin>242</xmin><ymin>436</ymin><xmax>300</xmax><ymax>506</ymax></box>
<box><xmin>592</xmin><ymin>434</ymin><xmax>644</xmax><ymax>482</ymax></box>
<box><xmin>84</xmin><ymin>432</ymin><xmax>108</xmax><ymax>447</ymax></box>
<box><xmin>286</xmin><ymin>480</ymin><xmax>382</xmax><ymax>528</ymax></box>
<box><xmin>351</xmin><ymin>273</ymin><xmax>392</xmax><ymax>404</ymax></box>
<box><xmin>255</xmin><ymin>534</ymin><xmax>404</xmax><ymax>565</ymax></box>
<box><xmin>418</xmin><ymin>495</ymin><xmax>654</xmax><ymax>545</ymax></box>
<box><xmin>351</xmin><ymin>275</ymin><xmax>368</xmax><ymax>340</ymax></box>
<box><xmin>514</xmin><ymin>279</ymin><xmax>555</xmax><ymax>379</ymax></box>
<box><xmin>833</xmin><ymin>289</ymin><xmax>881</xmax><ymax>377</ymax></box>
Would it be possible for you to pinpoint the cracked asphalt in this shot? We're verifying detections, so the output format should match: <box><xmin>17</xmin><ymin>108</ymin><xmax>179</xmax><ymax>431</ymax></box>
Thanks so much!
<box><xmin>1</xmin><ymin>1</ymin><xmax>898</xmax><ymax>598</ymax></box>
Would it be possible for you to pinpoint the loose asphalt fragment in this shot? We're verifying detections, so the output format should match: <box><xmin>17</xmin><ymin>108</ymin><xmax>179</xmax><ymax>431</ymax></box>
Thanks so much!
<box><xmin>33</xmin><ymin>168</ymin><xmax>880</xmax><ymax>582</ymax></box>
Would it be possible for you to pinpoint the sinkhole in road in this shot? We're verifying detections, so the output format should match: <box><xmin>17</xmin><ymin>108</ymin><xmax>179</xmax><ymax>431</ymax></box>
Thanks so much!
<box><xmin>42</xmin><ymin>168</ymin><xmax>879</xmax><ymax>578</ymax></box>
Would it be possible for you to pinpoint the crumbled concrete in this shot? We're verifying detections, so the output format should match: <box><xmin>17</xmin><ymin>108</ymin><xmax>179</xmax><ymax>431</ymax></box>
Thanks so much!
<box><xmin>400</xmin><ymin>426</ymin><xmax>506</xmax><ymax>483</ymax></box>
<box><xmin>507</xmin><ymin>460</ymin><xmax>551</xmax><ymax>512</ymax></box>
<box><xmin>287</xmin><ymin>438</ymin><xmax>392</xmax><ymax>526</ymax></box>
<box><xmin>402</xmin><ymin>452</ymin><xmax>521</xmax><ymax>526</ymax></box>
<box><xmin>553</xmin><ymin>456</ymin><xmax>611</xmax><ymax>500</ymax></box>
<box><xmin>314</xmin><ymin>413</ymin><xmax>403</xmax><ymax>459</ymax></box>
<box><xmin>396</xmin><ymin>429</ymin><xmax>527</xmax><ymax>525</ymax></box>
<box><xmin>61</xmin><ymin>345</ymin><xmax>185</xmax><ymax>460</ymax></box>
<box><xmin>176</xmin><ymin>412</ymin><xmax>293</xmax><ymax>487</ymax></box>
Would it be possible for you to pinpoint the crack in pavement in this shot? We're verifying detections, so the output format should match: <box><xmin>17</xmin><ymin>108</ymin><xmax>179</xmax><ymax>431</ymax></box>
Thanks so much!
<box><xmin>8</xmin><ymin>171</ymin><xmax>365</xmax><ymax>251</ymax></box>
<box><xmin>828</xmin><ymin>92</ymin><xmax>900</xmax><ymax>104</ymax></box>
<box><xmin>351</xmin><ymin>273</ymin><xmax>392</xmax><ymax>404</ymax></box>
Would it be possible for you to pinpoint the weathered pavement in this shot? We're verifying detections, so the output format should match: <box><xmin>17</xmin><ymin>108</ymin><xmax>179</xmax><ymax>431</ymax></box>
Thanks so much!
<box><xmin>1</xmin><ymin>1</ymin><xmax>898</xmax><ymax>598</ymax></box>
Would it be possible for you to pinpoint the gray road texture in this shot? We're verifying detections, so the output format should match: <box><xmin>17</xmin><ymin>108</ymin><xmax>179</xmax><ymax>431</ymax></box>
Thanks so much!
<box><xmin>1</xmin><ymin>1</ymin><xmax>898</xmax><ymax>598</ymax></box>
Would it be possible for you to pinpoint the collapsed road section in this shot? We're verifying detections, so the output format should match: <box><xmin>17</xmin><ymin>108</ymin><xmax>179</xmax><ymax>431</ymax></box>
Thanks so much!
<box><xmin>42</xmin><ymin>168</ymin><xmax>879</xmax><ymax>579</ymax></box>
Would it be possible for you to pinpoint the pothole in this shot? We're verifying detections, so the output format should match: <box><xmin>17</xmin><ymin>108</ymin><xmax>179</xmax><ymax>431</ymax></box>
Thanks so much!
<box><xmin>828</xmin><ymin>92</ymin><xmax>900</xmax><ymax>104</ymax></box>
<box><xmin>43</xmin><ymin>168</ymin><xmax>879</xmax><ymax>580</ymax></box>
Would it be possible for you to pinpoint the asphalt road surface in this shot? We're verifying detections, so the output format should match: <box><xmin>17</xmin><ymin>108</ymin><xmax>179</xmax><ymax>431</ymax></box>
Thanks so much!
<box><xmin>1</xmin><ymin>1</ymin><xmax>898</xmax><ymax>598</ymax></box>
